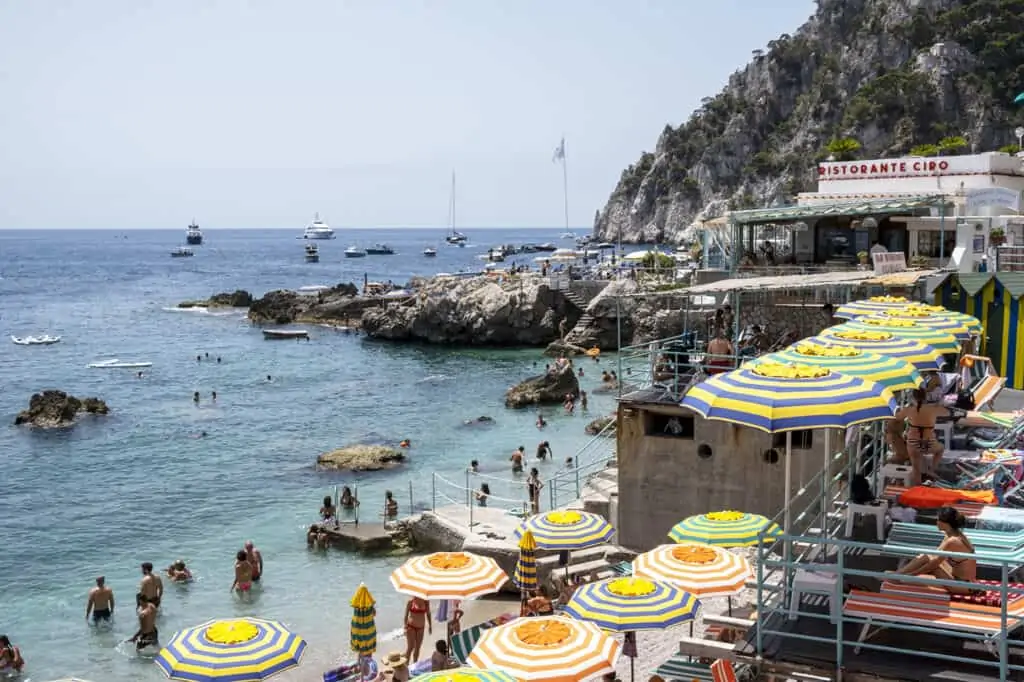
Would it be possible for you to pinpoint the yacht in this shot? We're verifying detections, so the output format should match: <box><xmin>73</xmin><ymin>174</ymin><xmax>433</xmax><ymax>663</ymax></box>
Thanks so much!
<box><xmin>303</xmin><ymin>214</ymin><xmax>335</xmax><ymax>240</ymax></box>
<box><xmin>11</xmin><ymin>335</ymin><xmax>61</xmax><ymax>346</ymax></box>
<box><xmin>560</xmin><ymin>231</ymin><xmax>577</xmax><ymax>240</ymax></box>
<box><xmin>344</xmin><ymin>246</ymin><xmax>367</xmax><ymax>258</ymax></box>
<box><xmin>304</xmin><ymin>243</ymin><xmax>320</xmax><ymax>262</ymax></box>
<box><xmin>185</xmin><ymin>220</ymin><xmax>203</xmax><ymax>245</ymax></box>
<box><xmin>171</xmin><ymin>247</ymin><xmax>194</xmax><ymax>258</ymax></box>
<box><xmin>444</xmin><ymin>171</ymin><xmax>468</xmax><ymax>245</ymax></box>
<box><xmin>423</xmin><ymin>247</ymin><xmax>437</xmax><ymax>257</ymax></box>
<box><xmin>535</xmin><ymin>243</ymin><xmax>558</xmax><ymax>252</ymax></box>
<box><xmin>365</xmin><ymin>243</ymin><xmax>395</xmax><ymax>255</ymax></box>
<box><xmin>446</xmin><ymin>231</ymin><xmax>468</xmax><ymax>245</ymax></box>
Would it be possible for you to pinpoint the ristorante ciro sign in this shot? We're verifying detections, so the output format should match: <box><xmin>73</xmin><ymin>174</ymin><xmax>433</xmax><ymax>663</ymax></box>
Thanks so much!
<box><xmin>818</xmin><ymin>159</ymin><xmax>952</xmax><ymax>179</ymax></box>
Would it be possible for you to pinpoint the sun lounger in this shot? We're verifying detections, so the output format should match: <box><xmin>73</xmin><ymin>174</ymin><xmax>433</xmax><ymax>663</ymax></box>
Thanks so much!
<box><xmin>972</xmin><ymin>375</ymin><xmax>1006</xmax><ymax>412</ymax></box>
<box><xmin>654</xmin><ymin>655</ymin><xmax>741</xmax><ymax>682</ymax></box>
<box><xmin>887</xmin><ymin>521</ymin><xmax>1024</xmax><ymax>550</ymax></box>
<box><xmin>844</xmin><ymin>582</ymin><xmax>1024</xmax><ymax>655</ymax></box>
<box><xmin>881</xmin><ymin>485</ymin><xmax>987</xmax><ymax>518</ymax></box>
<box><xmin>449</xmin><ymin>612</ymin><xmax>517</xmax><ymax>664</ymax></box>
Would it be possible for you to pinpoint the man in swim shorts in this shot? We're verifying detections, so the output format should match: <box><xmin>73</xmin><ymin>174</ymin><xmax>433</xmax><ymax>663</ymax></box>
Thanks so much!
<box><xmin>244</xmin><ymin>540</ymin><xmax>263</xmax><ymax>583</ymax></box>
<box><xmin>232</xmin><ymin>550</ymin><xmax>253</xmax><ymax>593</ymax></box>
<box><xmin>86</xmin><ymin>575</ymin><xmax>115</xmax><ymax>623</ymax></box>
<box><xmin>131</xmin><ymin>595</ymin><xmax>159</xmax><ymax>651</ymax></box>
<box><xmin>139</xmin><ymin>562</ymin><xmax>163</xmax><ymax>609</ymax></box>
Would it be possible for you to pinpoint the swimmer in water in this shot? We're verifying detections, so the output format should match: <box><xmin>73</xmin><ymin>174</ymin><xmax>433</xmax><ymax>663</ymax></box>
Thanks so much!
<box><xmin>266</xmin><ymin>375</ymin><xmax>272</xmax><ymax>382</ymax></box>
<box><xmin>139</xmin><ymin>562</ymin><xmax>163</xmax><ymax>609</ymax></box>
<box><xmin>0</xmin><ymin>635</ymin><xmax>25</xmax><ymax>671</ymax></box>
<box><xmin>137</xmin><ymin>371</ymin><xmax>144</xmax><ymax>378</ymax></box>
<box><xmin>231</xmin><ymin>550</ymin><xmax>253</xmax><ymax>594</ymax></box>
<box><xmin>86</xmin><ymin>575</ymin><xmax>115</xmax><ymax>624</ymax></box>
<box><xmin>193</xmin><ymin>391</ymin><xmax>200</xmax><ymax>404</ymax></box>
<box><xmin>166</xmin><ymin>560</ymin><xmax>192</xmax><ymax>583</ymax></box>
<box><xmin>196</xmin><ymin>355</ymin><xmax>201</xmax><ymax>362</ymax></box>
<box><xmin>211</xmin><ymin>390</ymin><xmax>217</xmax><ymax>402</ymax></box>
<box><xmin>131</xmin><ymin>595</ymin><xmax>159</xmax><ymax>651</ymax></box>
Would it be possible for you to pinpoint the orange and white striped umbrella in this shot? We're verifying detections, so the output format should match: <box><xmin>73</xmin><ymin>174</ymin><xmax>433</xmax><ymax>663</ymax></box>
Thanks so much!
<box><xmin>467</xmin><ymin>615</ymin><xmax>620</xmax><ymax>682</ymax></box>
<box><xmin>632</xmin><ymin>543</ymin><xmax>752</xmax><ymax>598</ymax></box>
<box><xmin>390</xmin><ymin>551</ymin><xmax>508</xmax><ymax>600</ymax></box>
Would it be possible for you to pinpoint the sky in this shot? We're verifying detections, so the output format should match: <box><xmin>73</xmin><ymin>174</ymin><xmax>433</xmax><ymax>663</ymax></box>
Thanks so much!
<box><xmin>0</xmin><ymin>1</ymin><xmax>815</xmax><ymax>230</ymax></box>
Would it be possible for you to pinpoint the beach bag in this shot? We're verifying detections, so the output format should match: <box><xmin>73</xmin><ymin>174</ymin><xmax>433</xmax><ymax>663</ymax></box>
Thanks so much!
<box><xmin>955</xmin><ymin>389</ymin><xmax>976</xmax><ymax>410</ymax></box>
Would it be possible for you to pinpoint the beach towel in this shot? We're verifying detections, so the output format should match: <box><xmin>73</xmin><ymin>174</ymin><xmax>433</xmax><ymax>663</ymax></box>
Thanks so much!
<box><xmin>323</xmin><ymin>655</ymin><xmax>378</xmax><ymax>682</ymax></box>
<box><xmin>897</xmin><ymin>485</ymin><xmax>996</xmax><ymax>509</ymax></box>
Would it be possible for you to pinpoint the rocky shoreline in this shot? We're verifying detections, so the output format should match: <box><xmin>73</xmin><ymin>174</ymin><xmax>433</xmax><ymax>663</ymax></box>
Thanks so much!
<box><xmin>184</xmin><ymin>273</ymin><xmax>691</xmax><ymax>350</ymax></box>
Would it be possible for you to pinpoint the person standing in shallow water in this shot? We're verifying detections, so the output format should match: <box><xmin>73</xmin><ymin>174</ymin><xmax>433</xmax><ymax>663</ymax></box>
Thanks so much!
<box><xmin>0</xmin><ymin>635</ymin><xmax>25</xmax><ymax>671</ymax></box>
<box><xmin>86</xmin><ymin>575</ymin><xmax>115</xmax><ymax>624</ymax></box>
<box><xmin>231</xmin><ymin>550</ymin><xmax>254</xmax><ymax>595</ymax></box>
<box><xmin>244</xmin><ymin>540</ymin><xmax>263</xmax><ymax>584</ymax></box>
<box><xmin>131</xmin><ymin>595</ymin><xmax>159</xmax><ymax>651</ymax></box>
<box><xmin>139</xmin><ymin>562</ymin><xmax>163</xmax><ymax>609</ymax></box>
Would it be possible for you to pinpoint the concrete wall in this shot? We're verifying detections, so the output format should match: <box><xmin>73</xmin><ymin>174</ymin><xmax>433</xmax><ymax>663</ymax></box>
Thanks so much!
<box><xmin>569</xmin><ymin>280</ymin><xmax>611</xmax><ymax>305</ymax></box>
<box><xmin>615</xmin><ymin>404</ymin><xmax>840</xmax><ymax>551</ymax></box>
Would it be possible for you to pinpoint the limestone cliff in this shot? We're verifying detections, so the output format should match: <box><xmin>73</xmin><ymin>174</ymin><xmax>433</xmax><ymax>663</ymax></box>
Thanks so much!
<box><xmin>595</xmin><ymin>0</ymin><xmax>1024</xmax><ymax>244</ymax></box>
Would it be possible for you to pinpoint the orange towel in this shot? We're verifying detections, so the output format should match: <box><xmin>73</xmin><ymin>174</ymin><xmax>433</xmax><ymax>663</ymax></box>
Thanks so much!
<box><xmin>897</xmin><ymin>485</ymin><xmax>996</xmax><ymax>509</ymax></box>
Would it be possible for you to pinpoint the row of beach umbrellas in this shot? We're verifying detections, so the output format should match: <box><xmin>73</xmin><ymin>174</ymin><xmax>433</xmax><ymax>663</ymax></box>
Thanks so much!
<box><xmin>138</xmin><ymin>505</ymin><xmax>776</xmax><ymax>682</ymax></box>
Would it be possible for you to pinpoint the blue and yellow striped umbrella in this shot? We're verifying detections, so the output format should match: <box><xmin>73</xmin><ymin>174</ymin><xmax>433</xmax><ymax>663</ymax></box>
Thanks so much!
<box><xmin>865</xmin><ymin>310</ymin><xmax>972</xmax><ymax>342</ymax></box>
<box><xmin>513</xmin><ymin>529</ymin><xmax>538</xmax><ymax>593</ymax></box>
<box><xmin>906</xmin><ymin>305</ymin><xmax>983</xmax><ymax>336</ymax></box>
<box><xmin>680</xmin><ymin>362</ymin><xmax>898</xmax><ymax>433</ymax></box>
<box><xmin>350</xmin><ymin>583</ymin><xmax>377</xmax><ymax>657</ymax></box>
<box><xmin>836</xmin><ymin>301</ymin><xmax>983</xmax><ymax>337</ymax></box>
<box><xmin>807</xmin><ymin>332</ymin><xmax>945</xmax><ymax>372</ymax></box>
<box><xmin>415</xmin><ymin>669</ymin><xmax>518</xmax><ymax>682</ymax></box>
<box><xmin>748</xmin><ymin>343</ymin><xmax>922</xmax><ymax>392</ymax></box>
<box><xmin>514</xmin><ymin>510</ymin><xmax>614</xmax><ymax>551</ymax></box>
<box><xmin>562</xmin><ymin>577</ymin><xmax>700</xmax><ymax>632</ymax></box>
<box><xmin>833</xmin><ymin>296</ymin><xmax>921</xmax><ymax>320</ymax></box>
<box><xmin>829</xmin><ymin>320</ymin><xmax>960</xmax><ymax>355</ymax></box>
<box><xmin>155</xmin><ymin>618</ymin><xmax>306</xmax><ymax>682</ymax></box>
<box><xmin>668</xmin><ymin>511</ymin><xmax>782</xmax><ymax>547</ymax></box>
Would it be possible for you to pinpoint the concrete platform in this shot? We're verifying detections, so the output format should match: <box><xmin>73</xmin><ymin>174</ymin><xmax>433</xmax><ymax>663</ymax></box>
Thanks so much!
<box><xmin>321</xmin><ymin>521</ymin><xmax>395</xmax><ymax>552</ymax></box>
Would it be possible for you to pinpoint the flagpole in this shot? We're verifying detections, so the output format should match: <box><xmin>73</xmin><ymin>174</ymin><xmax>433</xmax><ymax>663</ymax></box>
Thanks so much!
<box><xmin>561</xmin><ymin>136</ymin><xmax>569</xmax><ymax>232</ymax></box>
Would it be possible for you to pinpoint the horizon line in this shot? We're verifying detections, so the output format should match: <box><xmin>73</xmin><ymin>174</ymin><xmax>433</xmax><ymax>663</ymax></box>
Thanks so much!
<box><xmin>0</xmin><ymin>225</ymin><xmax>591</xmax><ymax>231</ymax></box>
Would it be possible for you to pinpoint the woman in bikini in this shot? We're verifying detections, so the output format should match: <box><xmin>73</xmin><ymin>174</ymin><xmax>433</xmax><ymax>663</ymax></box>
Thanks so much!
<box><xmin>403</xmin><ymin>596</ymin><xmax>432</xmax><ymax>662</ymax></box>
<box><xmin>893</xmin><ymin>506</ymin><xmax>976</xmax><ymax>594</ymax></box>
<box><xmin>892</xmin><ymin>388</ymin><xmax>950</xmax><ymax>485</ymax></box>
<box><xmin>0</xmin><ymin>635</ymin><xmax>25</xmax><ymax>672</ymax></box>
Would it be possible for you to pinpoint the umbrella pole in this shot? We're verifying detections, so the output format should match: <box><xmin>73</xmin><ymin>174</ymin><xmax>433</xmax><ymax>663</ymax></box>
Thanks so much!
<box><xmin>821</xmin><ymin>429</ymin><xmax>831</xmax><ymax>541</ymax></box>
<box><xmin>784</xmin><ymin>431</ymin><xmax>794</xmax><ymax>608</ymax></box>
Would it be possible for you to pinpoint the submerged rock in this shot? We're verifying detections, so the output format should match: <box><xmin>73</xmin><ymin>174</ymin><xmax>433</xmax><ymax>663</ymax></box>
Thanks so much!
<box><xmin>461</xmin><ymin>416</ymin><xmax>495</xmax><ymax>427</ymax></box>
<box><xmin>178</xmin><ymin>289</ymin><xmax>254</xmax><ymax>309</ymax></box>
<box><xmin>316</xmin><ymin>444</ymin><xmax>406</xmax><ymax>472</ymax></box>
<box><xmin>15</xmin><ymin>390</ymin><xmax>109</xmax><ymax>428</ymax></box>
<box><xmin>505</xmin><ymin>362</ymin><xmax>580</xmax><ymax>408</ymax></box>
<box><xmin>585</xmin><ymin>414</ymin><xmax>616</xmax><ymax>435</ymax></box>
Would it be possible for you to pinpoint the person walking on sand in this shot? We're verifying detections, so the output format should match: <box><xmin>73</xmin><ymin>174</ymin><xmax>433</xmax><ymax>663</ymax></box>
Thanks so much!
<box><xmin>527</xmin><ymin>467</ymin><xmax>544</xmax><ymax>514</ymax></box>
<box><xmin>231</xmin><ymin>550</ymin><xmax>254</xmax><ymax>595</ymax></box>
<box><xmin>131</xmin><ymin>595</ymin><xmax>159</xmax><ymax>651</ymax></box>
<box><xmin>403</xmin><ymin>596</ymin><xmax>432</xmax><ymax>662</ymax></box>
<box><xmin>244</xmin><ymin>540</ymin><xmax>263</xmax><ymax>584</ymax></box>
<box><xmin>86</xmin><ymin>576</ymin><xmax>115</xmax><ymax>624</ymax></box>
<box><xmin>139</xmin><ymin>562</ymin><xmax>163</xmax><ymax>609</ymax></box>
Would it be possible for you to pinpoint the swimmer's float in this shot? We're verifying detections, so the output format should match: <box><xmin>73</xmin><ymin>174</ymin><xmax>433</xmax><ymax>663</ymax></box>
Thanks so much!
<box><xmin>585</xmin><ymin>347</ymin><xmax>601</xmax><ymax>357</ymax></box>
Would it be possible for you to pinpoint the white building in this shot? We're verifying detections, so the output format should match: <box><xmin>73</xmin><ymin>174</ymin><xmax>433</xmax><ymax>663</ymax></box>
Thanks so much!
<box><xmin>783</xmin><ymin>152</ymin><xmax>1024</xmax><ymax>271</ymax></box>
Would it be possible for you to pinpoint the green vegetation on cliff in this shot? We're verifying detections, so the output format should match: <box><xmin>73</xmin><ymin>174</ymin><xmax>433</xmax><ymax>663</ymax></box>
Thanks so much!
<box><xmin>597</xmin><ymin>0</ymin><xmax>1024</xmax><ymax>243</ymax></box>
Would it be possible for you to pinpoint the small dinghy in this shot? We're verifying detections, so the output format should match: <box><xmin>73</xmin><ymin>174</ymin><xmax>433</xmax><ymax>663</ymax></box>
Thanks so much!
<box><xmin>87</xmin><ymin>358</ymin><xmax>153</xmax><ymax>369</ymax></box>
<box><xmin>11</xmin><ymin>335</ymin><xmax>62</xmax><ymax>346</ymax></box>
<box><xmin>262</xmin><ymin>329</ymin><xmax>310</xmax><ymax>340</ymax></box>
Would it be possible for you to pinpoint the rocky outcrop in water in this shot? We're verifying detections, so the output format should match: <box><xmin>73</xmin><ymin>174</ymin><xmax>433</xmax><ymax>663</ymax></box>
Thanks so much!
<box><xmin>316</xmin><ymin>444</ymin><xmax>406</xmax><ymax>471</ymax></box>
<box><xmin>505</xmin><ymin>362</ymin><xmax>580</xmax><ymax>408</ymax></box>
<box><xmin>360</xmin><ymin>274</ymin><xmax>578</xmax><ymax>345</ymax></box>
<box><xmin>15</xmin><ymin>390</ymin><xmax>109</xmax><ymax>428</ymax></box>
<box><xmin>594</xmin><ymin>0</ymin><xmax>1024</xmax><ymax>244</ymax></box>
<box><xmin>248</xmin><ymin>283</ymin><xmax>368</xmax><ymax>325</ymax></box>
<box><xmin>178</xmin><ymin>290</ymin><xmax>254</xmax><ymax>309</ymax></box>
<box><xmin>585</xmin><ymin>414</ymin><xmax>616</xmax><ymax>435</ymax></box>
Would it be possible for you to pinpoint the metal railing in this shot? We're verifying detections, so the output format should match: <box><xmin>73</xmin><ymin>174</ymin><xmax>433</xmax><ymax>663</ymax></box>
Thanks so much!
<box><xmin>431</xmin><ymin>471</ymin><xmax>530</xmax><ymax>528</ymax></box>
<box><xmin>547</xmin><ymin>419</ymin><xmax>618</xmax><ymax>510</ymax></box>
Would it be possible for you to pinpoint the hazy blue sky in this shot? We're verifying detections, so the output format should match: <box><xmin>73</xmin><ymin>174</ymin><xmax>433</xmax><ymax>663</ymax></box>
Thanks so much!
<box><xmin>0</xmin><ymin>1</ymin><xmax>814</xmax><ymax>229</ymax></box>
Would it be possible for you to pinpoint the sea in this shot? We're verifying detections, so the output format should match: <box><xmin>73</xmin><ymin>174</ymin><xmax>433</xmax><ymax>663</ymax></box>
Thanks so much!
<box><xmin>0</xmin><ymin>228</ymin><xmax>620</xmax><ymax>681</ymax></box>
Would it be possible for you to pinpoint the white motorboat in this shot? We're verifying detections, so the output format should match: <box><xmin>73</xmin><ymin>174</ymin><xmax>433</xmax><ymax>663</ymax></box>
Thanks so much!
<box><xmin>186</xmin><ymin>220</ymin><xmax>203</xmax><ymax>245</ymax></box>
<box><xmin>344</xmin><ymin>246</ymin><xmax>367</xmax><ymax>258</ymax></box>
<box><xmin>423</xmin><ymin>247</ymin><xmax>437</xmax><ymax>257</ymax></box>
<box><xmin>11</xmin><ymin>335</ymin><xmax>61</xmax><ymax>346</ymax></box>
<box><xmin>87</xmin><ymin>358</ymin><xmax>153</xmax><ymax>369</ymax></box>
<box><xmin>304</xmin><ymin>243</ymin><xmax>320</xmax><ymax>262</ymax></box>
<box><xmin>560</xmin><ymin>231</ymin><xmax>577</xmax><ymax>239</ymax></box>
<box><xmin>263</xmin><ymin>329</ymin><xmax>310</xmax><ymax>340</ymax></box>
<box><xmin>303</xmin><ymin>214</ymin><xmax>335</xmax><ymax>240</ymax></box>
<box><xmin>171</xmin><ymin>247</ymin><xmax>194</xmax><ymax>257</ymax></box>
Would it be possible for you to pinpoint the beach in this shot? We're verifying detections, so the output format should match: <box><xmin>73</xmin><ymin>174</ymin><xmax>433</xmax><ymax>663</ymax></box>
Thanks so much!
<box><xmin>0</xmin><ymin>227</ymin><xmax>619</xmax><ymax>681</ymax></box>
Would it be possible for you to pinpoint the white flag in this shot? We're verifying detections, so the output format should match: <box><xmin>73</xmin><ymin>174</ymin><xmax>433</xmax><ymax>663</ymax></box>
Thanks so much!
<box><xmin>552</xmin><ymin>137</ymin><xmax>566</xmax><ymax>163</ymax></box>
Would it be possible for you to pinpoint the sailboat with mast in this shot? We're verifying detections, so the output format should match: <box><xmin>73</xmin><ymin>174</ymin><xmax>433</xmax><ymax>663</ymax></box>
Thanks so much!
<box><xmin>444</xmin><ymin>172</ymin><xmax>467</xmax><ymax>245</ymax></box>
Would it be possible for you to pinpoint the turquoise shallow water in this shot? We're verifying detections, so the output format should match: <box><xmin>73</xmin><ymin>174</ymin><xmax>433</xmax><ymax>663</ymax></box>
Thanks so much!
<box><xmin>0</xmin><ymin>228</ymin><xmax>616</xmax><ymax>681</ymax></box>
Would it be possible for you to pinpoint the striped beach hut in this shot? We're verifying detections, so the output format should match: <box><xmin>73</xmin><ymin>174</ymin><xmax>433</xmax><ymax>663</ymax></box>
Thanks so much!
<box><xmin>934</xmin><ymin>272</ymin><xmax>1024</xmax><ymax>388</ymax></box>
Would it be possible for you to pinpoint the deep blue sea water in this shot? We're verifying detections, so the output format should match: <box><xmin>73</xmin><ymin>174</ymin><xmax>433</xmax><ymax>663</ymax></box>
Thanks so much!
<box><xmin>0</xmin><ymin>228</ymin><xmax>617</xmax><ymax>681</ymax></box>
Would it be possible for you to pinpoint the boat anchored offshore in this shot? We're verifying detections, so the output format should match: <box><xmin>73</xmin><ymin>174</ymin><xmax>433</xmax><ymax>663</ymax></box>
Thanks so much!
<box><xmin>423</xmin><ymin>247</ymin><xmax>437</xmax><ymax>257</ymax></box>
<box><xmin>305</xmin><ymin>243</ymin><xmax>320</xmax><ymax>262</ymax></box>
<box><xmin>344</xmin><ymin>246</ymin><xmax>367</xmax><ymax>258</ymax></box>
<box><xmin>11</xmin><ymin>335</ymin><xmax>61</xmax><ymax>346</ymax></box>
<box><xmin>263</xmin><ymin>329</ymin><xmax>310</xmax><ymax>340</ymax></box>
<box><xmin>365</xmin><ymin>243</ymin><xmax>395</xmax><ymax>255</ymax></box>
<box><xmin>87</xmin><ymin>358</ymin><xmax>153</xmax><ymax>369</ymax></box>
<box><xmin>171</xmin><ymin>247</ymin><xmax>194</xmax><ymax>258</ymax></box>
<box><xmin>303</xmin><ymin>214</ymin><xmax>335</xmax><ymax>240</ymax></box>
<box><xmin>185</xmin><ymin>220</ymin><xmax>203</xmax><ymax>245</ymax></box>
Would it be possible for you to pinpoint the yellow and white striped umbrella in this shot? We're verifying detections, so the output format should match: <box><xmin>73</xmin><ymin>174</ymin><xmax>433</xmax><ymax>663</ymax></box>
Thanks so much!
<box><xmin>632</xmin><ymin>544</ymin><xmax>752</xmax><ymax>598</ymax></box>
<box><xmin>390</xmin><ymin>551</ymin><xmax>508</xmax><ymax>600</ymax></box>
<box><xmin>467</xmin><ymin>615</ymin><xmax>620</xmax><ymax>682</ymax></box>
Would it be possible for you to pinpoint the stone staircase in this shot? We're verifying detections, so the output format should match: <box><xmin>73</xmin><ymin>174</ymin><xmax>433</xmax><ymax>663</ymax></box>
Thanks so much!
<box><xmin>563</xmin><ymin>288</ymin><xmax>589</xmax><ymax>310</ymax></box>
<box><xmin>566</xmin><ymin>466</ymin><xmax>618</xmax><ymax>521</ymax></box>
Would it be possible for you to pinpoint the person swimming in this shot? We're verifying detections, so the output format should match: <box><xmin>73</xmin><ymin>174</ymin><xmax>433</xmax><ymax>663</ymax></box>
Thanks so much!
<box><xmin>166</xmin><ymin>560</ymin><xmax>193</xmax><ymax>583</ymax></box>
<box><xmin>193</xmin><ymin>391</ymin><xmax>200</xmax><ymax>404</ymax></box>
<box><xmin>0</xmin><ymin>635</ymin><xmax>24</xmax><ymax>671</ymax></box>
